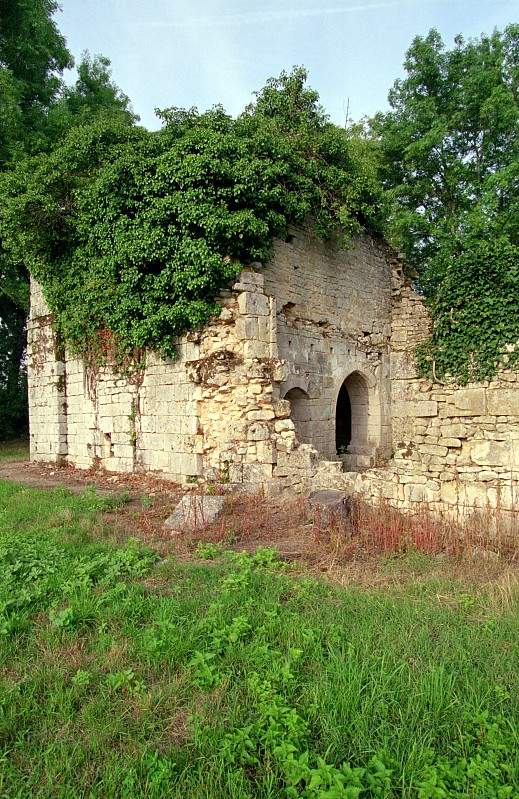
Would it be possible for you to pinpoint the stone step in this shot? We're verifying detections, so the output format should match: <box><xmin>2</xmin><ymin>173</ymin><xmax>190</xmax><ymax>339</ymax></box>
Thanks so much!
<box><xmin>316</xmin><ymin>460</ymin><xmax>344</xmax><ymax>474</ymax></box>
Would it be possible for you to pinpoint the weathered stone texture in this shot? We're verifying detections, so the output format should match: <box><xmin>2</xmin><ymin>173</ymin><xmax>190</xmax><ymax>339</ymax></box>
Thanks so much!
<box><xmin>164</xmin><ymin>495</ymin><xmax>226</xmax><ymax>531</ymax></box>
<box><xmin>263</xmin><ymin>230</ymin><xmax>393</xmax><ymax>464</ymax></box>
<box><xmin>356</xmin><ymin>280</ymin><xmax>519</xmax><ymax>515</ymax></box>
<box><xmin>27</xmin><ymin>279</ymin><xmax>68</xmax><ymax>463</ymax></box>
<box><xmin>27</xmin><ymin>228</ymin><xmax>519</xmax><ymax>517</ymax></box>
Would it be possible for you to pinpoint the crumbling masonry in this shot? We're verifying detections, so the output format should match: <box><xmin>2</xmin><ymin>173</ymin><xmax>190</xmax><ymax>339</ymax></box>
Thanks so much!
<box><xmin>28</xmin><ymin>227</ymin><xmax>519</xmax><ymax>515</ymax></box>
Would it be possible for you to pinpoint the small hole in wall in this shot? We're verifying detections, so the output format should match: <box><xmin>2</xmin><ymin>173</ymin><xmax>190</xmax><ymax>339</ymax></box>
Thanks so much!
<box><xmin>288</xmin><ymin>339</ymin><xmax>292</xmax><ymax>347</ymax></box>
<box><xmin>104</xmin><ymin>432</ymin><xmax>114</xmax><ymax>457</ymax></box>
<box><xmin>285</xmin><ymin>234</ymin><xmax>295</xmax><ymax>244</ymax></box>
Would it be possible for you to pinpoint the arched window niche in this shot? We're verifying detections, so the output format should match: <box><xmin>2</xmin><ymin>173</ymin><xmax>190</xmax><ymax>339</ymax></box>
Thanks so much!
<box><xmin>283</xmin><ymin>386</ymin><xmax>311</xmax><ymax>444</ymax></box>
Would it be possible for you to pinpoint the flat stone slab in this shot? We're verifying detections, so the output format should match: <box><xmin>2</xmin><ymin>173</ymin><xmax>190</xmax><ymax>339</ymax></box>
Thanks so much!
<box><xmin>164</xmin><ymin>495</ymin><xmax>225</xmax><ymax>532</ymax></box>
<box><xmin>308</xmin><ymin>489</ymin><xmax>351</xmax><ymax>522</ymax></box>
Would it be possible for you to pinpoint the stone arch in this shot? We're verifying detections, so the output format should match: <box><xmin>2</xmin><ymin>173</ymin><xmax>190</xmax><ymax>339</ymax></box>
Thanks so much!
<box><xmin>283</xmin><ymin>386</ymin><xmax>311</xmax><ymax>444</ymax></box>
<box><xmin>335</xmin><ymin>370</ymin><xmax>376</xmax><ymax>470</ymax></box>
<box><xmin>281</xmin><ymin>374</ymin><xmax>311</xmax><ymax>397</ymax></box>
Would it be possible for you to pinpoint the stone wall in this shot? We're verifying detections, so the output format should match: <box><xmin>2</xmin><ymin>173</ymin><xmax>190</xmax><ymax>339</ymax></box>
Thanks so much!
<box><xmin>29</xmin><ymin>274</ymin><xmax>290</xmax><ymax>484</ymax></box>
<box><xmin>263</xmin><ymin>230</ymin><xmax>393</xmax><ymax>466</ymax></box>
<box><xmin>27</xmin><ymin>280</ymin><xmax>68</xmax><ymax>463</ymax></box>
<box><xmin>23</xmin><ymin>232</ymin><xmax>442</xmax><ymax>501</ymax></box>
<box><xmin>29</xmin><ymin>226</ymin><xmax>519</xmax><ymax>517</ymax></box>
<box><xmin>335</xmin><ymin>280</ymin><xmax>519</xmax><ymax>515</ymax></box>
<box><xmin>30</xmin><ymin>232</ymin><xmax>381</xmax><ymax>489</ymax></box>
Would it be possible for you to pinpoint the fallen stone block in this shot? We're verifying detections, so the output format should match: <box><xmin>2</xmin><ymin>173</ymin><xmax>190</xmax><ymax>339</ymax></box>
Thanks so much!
<box><xmin>164</xmin><ymin>495</ymin><xmax>225</xmax><ymax>532</ymax></box>
<box><xmin>308</xmin><ymin>489</ymin><xmax>351</xmax><ymax>524</ymax></box>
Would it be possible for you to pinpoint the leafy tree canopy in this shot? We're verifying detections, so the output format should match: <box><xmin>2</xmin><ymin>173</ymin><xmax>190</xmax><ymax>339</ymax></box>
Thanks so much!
<box><xmin>0</xmin><ymin>0</ymin><xmax>71</xmax><ymax>163</ymax></box>
<box><xmin>0</xmin><ymin>68</ymin><xmax>387</xmax><ymax>361</ymax></box>
<box><xmin>0</xmin><ymin>0</ymin><xmax>136</xmax><ymax>437</ymax></box>
<box><xmin>372</xmin><ymin>25</ymin><xmax>519</xmax><ymax>382</ymax></box>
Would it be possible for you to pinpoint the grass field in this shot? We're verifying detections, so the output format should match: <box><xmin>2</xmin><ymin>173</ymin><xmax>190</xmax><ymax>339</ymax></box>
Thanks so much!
<box><xmin>1</xmin><ymin>478</ymin><xmax>519</xmax><ymax>798</ymax></box>
<box><xmin>0</xmin><ymin>440</ymin><xmax>29</xmax><ymax>463</ymax></box>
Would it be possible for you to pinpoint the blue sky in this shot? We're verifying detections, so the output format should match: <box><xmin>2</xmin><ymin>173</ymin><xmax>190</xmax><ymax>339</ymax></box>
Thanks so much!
<box><xmin>58</xmin><ymin>0</ymin><xmax>517</xmax><ymax>129</ymax></box>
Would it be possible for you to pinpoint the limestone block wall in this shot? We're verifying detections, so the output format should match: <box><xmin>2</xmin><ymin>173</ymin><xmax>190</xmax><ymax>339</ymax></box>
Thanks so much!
<box><xmin>27</xmin><ymin>280</ymin><xmax>67</xmax><ymax>463</ymax></box>
<box><xmin>35</xmin><ymin>227</ymin><xmax>519</xmax><ymax>519</ymax></box>
<box><xmin>28</xmin><ymin>232</ymin><xmax>395</xmax><ymax>488</ymax></box>
<box><xmin>263</xmin><ymin>230</ymin><xmax>393</xmax><ymax>465</ymax></box>
<box><xmin>28</xmin><ymin>280</ymin><xmax>281</xmax><ymax>484</ymax></box>
<box><xmin>337</xmin><ymin>279</ymin><xmax>519</xmax><ymax>515</ymax></box>
<box><xmin>26</xmin><ymin>280</ymin><xmax>331</xmax><ymax>491</ymax></box>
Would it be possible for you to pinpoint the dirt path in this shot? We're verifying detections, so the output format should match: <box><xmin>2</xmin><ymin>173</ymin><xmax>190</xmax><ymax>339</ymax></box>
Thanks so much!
<box><xmin>0</xmin><ymin>458</ymin><xmax>316</xmax><ymax>561</ymax></box>
<box><xmin>0</xmin><ymin>459</ymin><xmax>185</xmax><ymax>498</ymax></box>
<box><xmin>0</xmin><ymin>461</ymin><xmax>115</xmax><ymax>495</ymax></box>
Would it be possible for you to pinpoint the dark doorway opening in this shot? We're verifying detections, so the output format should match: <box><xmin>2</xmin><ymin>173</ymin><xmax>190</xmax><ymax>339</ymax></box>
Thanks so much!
<box><xmin>335</xmin><ymin>371</ymin><xmax>369</xmax><ymax>457</ymax></box>
<box><xmin>335</xmin><ymin>382</ymin><xmax>352</xmax><ymax>453</ymax></box>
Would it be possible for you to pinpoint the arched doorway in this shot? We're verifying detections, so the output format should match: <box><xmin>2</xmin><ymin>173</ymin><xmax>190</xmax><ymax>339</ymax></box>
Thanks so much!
<box><xmin>284</xmin><ymin>387</ymin><xmax>310</xmax><ymax>444</ymax></box>
<box><xmin>335</xmin><ymin>383</ymin><xmax>352</xmax><ymax>454</ymax></box>
<box><xmin>336</xmin><ymin>371</ymin><xmax>369</xmax><ymax>460</ymax></box>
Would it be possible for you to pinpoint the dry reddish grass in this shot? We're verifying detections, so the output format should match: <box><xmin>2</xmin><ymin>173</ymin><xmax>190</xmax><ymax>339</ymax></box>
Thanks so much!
<box><xmin>3</xmin><ymin>457</ymin><xmax>519</xmax><ymax>587</ymax></box>
<box><xmin>312</xmin><ymin>496</ymin><xmax>519</xmax><ymax>562</ymax></box>
<box><xmin>193</xmin><ymin>491</ymin><xmax>519</xmax><ymax>563</ymax></box>
<box><xmin>193</xmin><ymin>491</ymin><xmax>519</xmax><ymax>588</ymax></box>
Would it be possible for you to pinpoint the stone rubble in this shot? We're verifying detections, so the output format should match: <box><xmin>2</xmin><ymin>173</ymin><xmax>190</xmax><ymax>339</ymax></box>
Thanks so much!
<box><xmin>163</xmin><ymin>495</ymin><xmax>226</xmax><ymax>532</ymax></box>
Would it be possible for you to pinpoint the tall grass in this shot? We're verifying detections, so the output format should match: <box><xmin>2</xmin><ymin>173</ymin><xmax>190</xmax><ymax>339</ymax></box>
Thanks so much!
<box><xmin>1</xmin><ymin>479</ymin><xmax>519</xmax><ymax>797</ymax></box>
<box><xmin>313</xmin><ymin>495</ymin><xmax>519</xmax><ymax>563</ymax></box>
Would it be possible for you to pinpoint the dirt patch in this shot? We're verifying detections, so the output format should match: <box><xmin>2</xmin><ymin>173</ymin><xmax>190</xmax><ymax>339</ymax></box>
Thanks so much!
<box><xmin>0</xmin><ymin>460</ymin><xmax>316</xmax><ymax>559</ymax></box>
<box><xmin>0</xmin><ymin>459</ymin><xmax>186</xmax><ymax>549</ymax></box>
<box><xmin>186</xmin><ymin>490</ymin><xmax>519</xmax><ymax>589</ymax></box>
<box><xmin>0</xmin><ymin>459</ymin><xmax>180</xmax><ymax>497</ymax></box>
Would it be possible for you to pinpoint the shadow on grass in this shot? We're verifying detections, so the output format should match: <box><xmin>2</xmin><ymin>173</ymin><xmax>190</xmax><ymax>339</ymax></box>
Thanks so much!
<box><xmin>0</xmin><ymin>437</ymin><xmax>29</xmax><ymax>463</ymax></box>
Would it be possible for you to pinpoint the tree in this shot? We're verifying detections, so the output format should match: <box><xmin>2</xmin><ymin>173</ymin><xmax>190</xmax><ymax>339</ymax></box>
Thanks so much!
<box><xmin>0</xmin><ymin>0</ymin><xmax>72</xmax><ymax>163</ymax></box>
<box><xmin>372</xmin><ymin>26</ymin><xmax>519</xmax><ymax>381</ymax></box>
<box><xmin>0</xmin><ymin>69</ymin><xmax>386</xmax><ymax>363</ymax></box>
<box><xmin>0</xmin><ymin>0</ymin><xmax>71</xmax><ymax>438</ymax></box>
<box><xmin>46</xmin><ymin>52</ymin><xmax>137</xmax><ymax>140</ymax></box>
<box><xmin>0</xmin><ymin>1</ymin><xmax>136</xmax><ymax>439</ymax></box>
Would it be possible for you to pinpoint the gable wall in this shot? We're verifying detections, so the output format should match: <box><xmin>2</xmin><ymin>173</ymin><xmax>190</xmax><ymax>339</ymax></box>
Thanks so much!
<box><xmin>263</xmin><ymin>230</ymin><xmax>394</xmax><ymax>462</ymax></box>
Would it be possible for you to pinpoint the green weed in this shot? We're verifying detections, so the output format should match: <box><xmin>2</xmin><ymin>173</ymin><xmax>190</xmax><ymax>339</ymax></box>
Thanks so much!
<box><xmin>1</xmin><ymin>479</ymin><xmax>519</xmax><ymax>797</ymax></box>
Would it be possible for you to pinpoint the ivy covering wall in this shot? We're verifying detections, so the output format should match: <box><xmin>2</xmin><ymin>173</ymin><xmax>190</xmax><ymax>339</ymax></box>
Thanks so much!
<box><xmin>2</xmin><ymin>29</ymin><xmax>518</xmax><ymax>387</ymax></box>
<box><xmin>0</xmin><ymin>69</ymin><xmax>385</xmax><ymax>363</ymax></box>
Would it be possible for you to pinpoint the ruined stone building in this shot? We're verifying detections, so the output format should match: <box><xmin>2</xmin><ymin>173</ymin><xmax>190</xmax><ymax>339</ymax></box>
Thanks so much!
<box><xmin>28</xmin><ymin>227</ymin><xmax>519</xmax><ymax>515</ymax></box>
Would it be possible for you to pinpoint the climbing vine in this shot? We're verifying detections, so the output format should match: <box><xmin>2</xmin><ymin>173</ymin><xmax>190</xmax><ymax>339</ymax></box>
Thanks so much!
<box><xmin>0</xmin><ymin>68</ymin><xmax>385</xmax><ymax>362</ymax></box>
<box><xmin>415</xmin><ymin>232</ymin><xmax>519</xmax><ymax>383</ymax></box>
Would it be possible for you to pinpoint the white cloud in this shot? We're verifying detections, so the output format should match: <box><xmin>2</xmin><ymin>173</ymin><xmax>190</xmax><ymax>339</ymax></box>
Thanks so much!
<box><xmin>140</xmin><ymin>1</ymin><xmax>437</xmax><ymax>29</ymax></box>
